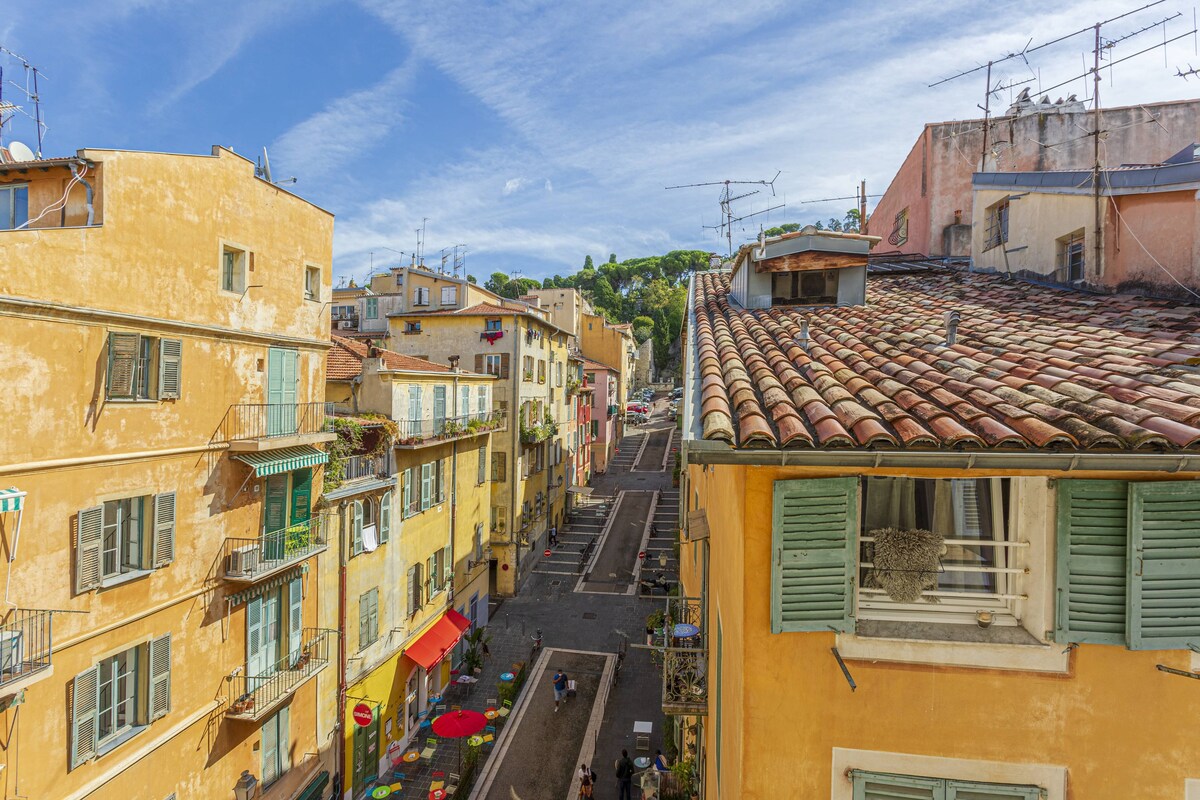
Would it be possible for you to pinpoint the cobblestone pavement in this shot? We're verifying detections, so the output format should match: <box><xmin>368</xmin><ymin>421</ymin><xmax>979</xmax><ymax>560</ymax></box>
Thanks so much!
<box><xmin>464</xmin><ymin>408</ymin><xmax>679</xmax><ymax>800</ymax></box>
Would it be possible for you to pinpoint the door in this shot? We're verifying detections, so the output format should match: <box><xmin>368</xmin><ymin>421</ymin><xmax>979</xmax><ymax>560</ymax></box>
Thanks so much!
<box><xmin>247</xmin><ymin>589</ymin><xmax>281</xmax><ymax>687</ymax></box>
<box><xmin>289</xmin><ymin>468</ymin><xmax>312</xmax><ymax>558</ymax></box>
<box><xmin>352</xmin><ymin>706</ymin><xmax>381</xmax><ymax>793</ymax></box>
<box><xmin>263</xmin><ymin>474</ymin><xmax>289</xmax><ymax>562</ymax></box>
<box><xmin>266</xmin><ymin>348</ymin><xmax>298</xmax><ymax>436</ymax></box>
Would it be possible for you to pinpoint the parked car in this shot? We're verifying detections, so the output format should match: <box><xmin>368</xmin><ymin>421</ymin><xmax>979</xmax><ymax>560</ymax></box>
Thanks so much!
<box><xmin>671</xmin><ymin>387</ymin><xmax>683</xmax><ymax>399</ymax></box>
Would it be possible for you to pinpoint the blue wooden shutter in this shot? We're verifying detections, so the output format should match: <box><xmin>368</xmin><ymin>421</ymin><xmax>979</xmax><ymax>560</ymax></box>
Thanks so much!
<box><xmin>157</xmin><ymin>338</ymin><xmax>182</xmax><ymax>399</ymax></box>
<box><xmin>1127</xmin><ymin>481</ymin><xmax>1200</xmax><ymax>650</ymax></box>
<box><xmin>148</xmin><ymin>633</ymin><xmax>172</xmax><ymax>721</ymax></box>
<box><xmin>246</xmin><ymin>595</ymin><xmax>265</xmax><ymax>676</ymax></box>
<box><xmin>770</xmin><ymin>477</ymin><xmax>858</xmax><ymax>633</ymax></box>
<box><xmin>421</xmin><ymin>464</ymin><xmax>432</xmax><ymax>510</ymax></box>
<box><xmin>70</xmin><ymin>665</ymin><xmax>99</xmax><ymax>769</ymax></box>
<box><xmin>1055</xmin><ymin>479</ymin><xmax>1128</xmax><ymax>644</ymax></box>
<box><xmin>434</xmin><ymin>386</ymin><xmax>446</xmax><ymax>433</ymax></box>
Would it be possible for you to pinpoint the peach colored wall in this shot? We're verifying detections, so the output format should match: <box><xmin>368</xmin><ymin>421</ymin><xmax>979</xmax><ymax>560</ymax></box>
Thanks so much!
<box><xmin>1109</xmin><ymin>190</ymin><xmax>1200</xmax><ymax>291</ymax></box>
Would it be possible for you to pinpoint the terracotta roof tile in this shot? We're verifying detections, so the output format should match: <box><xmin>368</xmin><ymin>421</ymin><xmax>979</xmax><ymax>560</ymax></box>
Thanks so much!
<box><xmin>691</xmin><ymin>270</ymin><xmax>1200</xmax><ymax>450</ymax></box>
<box><xmin>326</xmin><ymin>335</ymin><xmax>463</xmax><ymax>380</ymax></box>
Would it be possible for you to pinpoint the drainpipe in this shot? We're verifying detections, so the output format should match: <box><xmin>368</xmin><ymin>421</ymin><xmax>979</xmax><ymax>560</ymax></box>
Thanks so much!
<box><xmin>335</xmin><ymin>502</ymin><xmax>348</xmax><ymax>797</ymax></box>
<box><xmin>510</xmin><ymin>314</ymin><xmax>521</xmax><ymax>591</ymax></box>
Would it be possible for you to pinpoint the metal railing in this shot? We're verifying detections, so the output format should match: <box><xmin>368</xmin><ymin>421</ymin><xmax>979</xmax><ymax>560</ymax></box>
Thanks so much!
<box><xmin>339</xmin><ymin>451</ymin><xmax>395</xmax><ymax>484</ymax></box>
<box><xmin>226</xmin><ymin>628</ymin><xmax>334</xmax><ymax>720</ymax></box>
<box><xmin>222</xmin><ymin>517</ymin><xmax>328</xmax><ymax>581</ymax></box>
<box><xmin>0</xmin><ymin>609</ymin><xmax>53</xmax><ymax>689</ymax></box>
<box><xmin>221</xmin><ymin>402</ymin><xmax>329</xmax><ymax>441</ymax></box>
<box><xmin>395</xmin><ymin>410</ymin><xmax>507</xmax><ymax>447</ymax></box>
<box><xmin>659</xmin><ymin>595</ymin><xmax>707</xmax><ymax>715</ymax></box>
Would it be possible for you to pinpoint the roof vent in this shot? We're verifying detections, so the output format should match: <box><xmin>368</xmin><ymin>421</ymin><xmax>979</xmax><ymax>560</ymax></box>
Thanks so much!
<box><xmin>943</xmin><ymin>310</ymin><xmax>960</xmax><ymax>347</ymax></box>
<box><xmin>448</xmin><ymin>355</ymin><xmax>461</xmax><ymax>371</ymax></box>
<box><xmin>797</xmin><ymin>318</ymin><xmax>810</xmax><ymax>353</ymax></box>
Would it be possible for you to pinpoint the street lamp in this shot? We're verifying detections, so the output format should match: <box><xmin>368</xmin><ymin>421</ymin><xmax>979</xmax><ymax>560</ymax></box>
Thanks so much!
<box><xmin>234</xmin><ymin>770</ymin><xmax>259</xmax><ymax>800</ymax></box>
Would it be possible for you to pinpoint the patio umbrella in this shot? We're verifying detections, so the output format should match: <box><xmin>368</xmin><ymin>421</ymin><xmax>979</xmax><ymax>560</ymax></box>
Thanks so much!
<box><xmin>431</xmin><ymin>709</ymin><xmax>489</xmax><ymax>769</ymax></box>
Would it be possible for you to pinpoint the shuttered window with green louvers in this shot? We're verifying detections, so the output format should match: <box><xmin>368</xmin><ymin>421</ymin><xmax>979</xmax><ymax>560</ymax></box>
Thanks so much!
<box><xmin>1128</xmin><ymin>481</ymin><xmax>1200</xmax><ymax>650</ymax></box>
<box><xmin>770</xmin><ymin>477</ymin><xmax>858</xmax><ymax>633</ymax></box>
<box><xmin>850</xmin><ymin>771</ymin><xmax>1042</xmax><ymax>800</ymax></box>
<box><xmin>1055</xmin><ymin>480</ymin><xmax>1129</xmax><ymax>645</ymax></box>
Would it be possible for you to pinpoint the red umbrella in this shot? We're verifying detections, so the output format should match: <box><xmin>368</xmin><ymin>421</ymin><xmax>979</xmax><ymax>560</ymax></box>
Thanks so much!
<box><xmin>431</xmin><ymin>709</ymin><xmax>489</xmax><ymax>769</ymax></box>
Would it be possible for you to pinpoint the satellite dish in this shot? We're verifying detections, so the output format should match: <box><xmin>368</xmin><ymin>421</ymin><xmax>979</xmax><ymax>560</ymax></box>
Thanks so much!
<box><xmin>7</xmin><ymin>141</ymin><xmax>34</xmax><ymax>162</ymax></box>
<box><xmin>261</xmin><ymin>147</ymin><xmax>273</xmax><ymax>183</ymax></box>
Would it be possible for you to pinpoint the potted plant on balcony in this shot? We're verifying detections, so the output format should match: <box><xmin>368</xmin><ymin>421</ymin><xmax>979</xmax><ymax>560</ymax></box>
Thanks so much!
<box><xmin>522</xmin><ymin>368</ymin><xmax>534</xmax><ymax>382</ymax></box>
<box><xmin>231</xmin><ymin>693</ymin><xmax>255</xmax><ymax>714</ymax></box>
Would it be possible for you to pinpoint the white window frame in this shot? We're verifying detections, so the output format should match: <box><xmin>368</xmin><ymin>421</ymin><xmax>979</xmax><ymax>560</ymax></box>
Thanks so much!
<box><xmin>414</xmin><ymin>286</ymin><xmax>430</xmax><ymax>306</ymax></box>
<box><xmin>304</xmin><ymin>265</ymin><xmax>321</xmax><ymax>301</ymax></box>
<box><xmin>440</xmin><ymin>285</ymin><xmax>457</xmax><ymax>305</ymax></box>
<box><xmin>478</xmin><ymin>386</ymin><xmax>489</xmax><ymax>415</ymax></box>
<box><xmin>220</xmin><ymin>243</ymin><xmax>248</xmax><ymax>294</ymax></box>
<box><xmin>857</xmin><ymin>477</ymin><xmax>1016</xmax><ymax>626</ymax></box>
<box><xmin>831</xmin><ymin>748</ymin><xmax>1065</xmax><ymax>800</ymax></box>
<box><xmin>261</xmin><ymin>707</ymin><xmax>290</xmax><ymax>787</ymax></box>
<box><xmin>96</xmin><ymin>646</ymin><xmax>139</xmax><ymax>749</ymax></box>
<box><xmin>101</xmin><ymin>497</ymin><xmax>148</xmax><ymax>583</ymax></box>
<box><xmin>484</xmin><ymin>355</ymin><xmax>501</xmax><ymax>376</ymax></box>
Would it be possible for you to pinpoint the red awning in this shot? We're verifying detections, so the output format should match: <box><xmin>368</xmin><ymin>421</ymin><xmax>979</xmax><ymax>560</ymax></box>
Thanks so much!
<box><xmin>404</xmin><ymin>609</ymin><xmax>472</xmax><ymax>671</ymax></box>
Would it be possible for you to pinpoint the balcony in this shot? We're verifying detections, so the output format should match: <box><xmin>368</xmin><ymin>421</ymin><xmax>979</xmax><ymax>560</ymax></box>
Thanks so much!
<box><xmin>222</xmin><ymin>517</ymin><xmax>329</xmax><ymax>583</ymax></box>
<box><xmin>0</xmin><ymin>609</ymin><xmax>54</xmax><ymax>695</ymax></box>
<box><xmin>394</xmin><ymin>410</ymin><xmax>507</xmax><ymax>448</ymax></box>
<box><xmin>328</xmin><ymin>451</ymin><xmax>395</xmax><ymax>489</ymax></box>
<box><xmin>222</xmin><ymin>402</ymin><xmax>336</xmax><ymax>452</ymax></box>
<box><xmin>520</xmin><ymin>418</ymin><xmax>556</xmax><ymax>445</ymax></box>
<box><xmin>226</xmin><ymin>628</ymin><xmax>334</xmax><ymax>722</ymax></box>
<box><xmin>659</xmin><ymin>596</ymin><xmax>707</xmax><ymax>716</ymax></box>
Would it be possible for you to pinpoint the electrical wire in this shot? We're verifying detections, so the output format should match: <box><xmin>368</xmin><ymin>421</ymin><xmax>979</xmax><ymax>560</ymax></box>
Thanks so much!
<box><xmin>16</xmin><ymin>161</ymin><xmax>86</xmax><ymax>229</ymax></box>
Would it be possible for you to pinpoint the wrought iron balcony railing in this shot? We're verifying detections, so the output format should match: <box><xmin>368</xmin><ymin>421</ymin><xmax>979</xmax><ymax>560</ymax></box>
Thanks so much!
<box><xmin>0</xmin><ymin>609</ymin><xmax>53</xmax><ymax>692</ymax></box>
<box><xmin>394</xmin><ymin>410</ymin><xmax>507</xmax><ymax>448</ymax></box>
<box><xmin>335</xmin><ymin>451</ymin><xmax>395</xmax><ymax>485</ymax></box>
<box><xmin>226</xmin><ymin>628</ymin><xmax>334</xmax><ymax>721</ymax></box>
<box><xmin>223</xmin><ymin>517</ymin><xmax>329</xmax><ymax>582</ymax></box>
<box><xmin>221</xmin><ymin>402</ymin><xmax>331</xmax><ymax>444</ymax></box>
<box><xmin>658</xmin><ymin>596</ymin><xmax>707</xmax><ymax>715</ymax></box>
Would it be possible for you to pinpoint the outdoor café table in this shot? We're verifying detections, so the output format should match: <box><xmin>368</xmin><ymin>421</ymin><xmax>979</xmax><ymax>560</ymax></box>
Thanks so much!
<box><xmin>499</xmin><ymin>672</ymin><xmax>515</xmax><ymax>682</ymax></box>
<box><xmin>673</xmin><ymin>623</ymin><xmax>700</xmax><ymax>638</ymax></box>
<box><xmin>634</xmin><ymin>756</ymin><xmax>652</xmax><ymax>769</ymax></box>
<box><xmin>483</xmin><ymin>708</ymin><xmax>499</xmax><ymax>720</ymax></box>
<box><xmin>402</xmin><ymin>750</ymin><xmax>421</xmax><ymax>763</ymax></box>
<box><xmin>371</xmin><ymin>787</ymin><xmax>392</xmax><ymax>798</ymax></box>
<box><xmin>429</xmin><ymin>790</ymin><xmax>448</xmax><ymax>800</ymax></box>
<box><xmin>468</xmin><ymin>734</ymin><xmax>484</xmax><ymax>747</ymax></box>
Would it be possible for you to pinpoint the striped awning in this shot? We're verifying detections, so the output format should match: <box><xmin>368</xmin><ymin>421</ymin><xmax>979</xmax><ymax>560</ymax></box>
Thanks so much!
<box><xmin>226</xmin><ymin>566</ymin><xmax>305</xmax><ymax>607</ymax></box>
<box><xmin>232</xmin><ymin>446</ymin><xmax>328</xmax><ymax>477</ymax></box>
<box><xmin>0</xmin><ymin>488</ymin><xmax>24</xmax><ymax>513</ymax></box>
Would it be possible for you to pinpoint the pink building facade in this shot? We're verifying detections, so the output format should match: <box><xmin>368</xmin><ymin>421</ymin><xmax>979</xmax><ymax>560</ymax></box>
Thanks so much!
<box><xmin>583</xmin><ymin>360</ymin><xmax>618</xmax><ymax>475</ymax></box>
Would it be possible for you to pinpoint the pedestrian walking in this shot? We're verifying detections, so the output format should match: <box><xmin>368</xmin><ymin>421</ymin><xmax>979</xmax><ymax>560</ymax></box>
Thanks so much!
<box><xmin>578</xmin><ymin>764</ymin><xmax>596</xmax><ymax>798</ymax></box>
<box><xmin>549</xmin><ymin>526</ymin><xmax>559</xmax><ymax>547</ymax></box>
<box><xmin>552</xmin><ymin>669</ymin><xmax>569</xmax><ymax>711</ymax></box>
<box><xmin>615</xmin><ymin>749</ymin><xmax>634</xmax><ymax>800</ymax></box>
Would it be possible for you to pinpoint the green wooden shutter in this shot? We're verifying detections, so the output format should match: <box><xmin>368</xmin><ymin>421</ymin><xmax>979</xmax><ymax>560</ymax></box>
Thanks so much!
<box><xmin>1127</xmin><ymin>481</ymin><xmax>1200</xmax><ymax>650</ymax></box>
<box><xmin>148</xmin><ymin>633</ymin><xmax>172</xmax><ymax>721</ymax></box>
<box><xmin>369</xmin><ymin>588</ymin><xmax>379</xmax><ymax>644</ymax></box>
<box><xmin>278</xmin><ymin>705</ymin><xmax>290</xmax><ymax>773</ymax></box>
<box><xmin>379</xmin><ymin>491</ymin><xmax>392</xmax><ymax>543</ymax></box>
<box><xmin>771</xmin><ymin>477</ymin><xmax>858</xmax><ymax>633</ymax></box>
<box><xmin>421</xmin><ymin>464</ymin><xmax>432</xmax><ymax>510</ymax></box>
<box><xmin>352</xmin><ymin>501</ymin><xmax>363</xmax><ymax>556</ymax></box>
<box><xmin>358</xmin><ymin>590</ymin><xmax>371</xmax><ymax>650</ymax></box>
<box><xmin>152</xmin><ymin>492</ymin><xmax>176</xmax><ymax>568</ymax></box>
<box><xmin>71</xmin><ymin>665</ymin><xmax>100</xmax><ymax>769</ymax></box>
<box><xmin>288</xmin><ymin>575</ymin><xmax>303</xmax><ymax>662</ymax></box>
<box><xmin>76</xmin><ymin>505</ymin><xmax>103</xmax><ymax>592</ymax></box>
<box><xmin>290</xmin><ymin>468</ymin><xmax>312</xmax><ymax>524</ymax></box>
<box><xmin>106</xmin><ymin>332</ymin><xmax>140</xmax><ymax>400</ymax></box>
<box><xmin>262</xmin><ymin>708</ymin><xmax>280</xmax><ymax>783</ymax></box>
<box><xmin>1055</xmin><ymin>479</ymin><xmax>1128</xmax><ymax>644</ymax></box>
<box><xmin>851</xmin><ymin>772</ymin><xmax>942</xmax><ymax>800</ymax></box>
<box><xmin>264</xmin><ymin>475</ymin><xmax>288</xmax><ymax>533</ymax></box>
<box><xmin>247</xmin><ymin>595</ymin><xmax>266</xmax><ymax>677</ymax></box>
<box><xmin>946</xmin><ymin>780</ymin><xmax>1042</xmax><ymax>800</ymax></box>
<box><xmin>407</xmin><ymin>565</ymin><xmax>417</xmax><ymax>617</ymax></box>
<box><xmin>402</xmin><ymin>469</ymin><xmax>413</xmax><ymax>517</ymax></box>
<box><xmin>157</xmin><ymin>338</ymin><xmax>182</xmax><ymax>399</ymax></box>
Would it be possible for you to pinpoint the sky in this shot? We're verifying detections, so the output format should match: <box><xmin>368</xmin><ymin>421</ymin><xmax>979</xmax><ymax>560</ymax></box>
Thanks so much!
<box><xmin>4</xmin><ymin>0</ymin><xmax>1200</xmax><ymax>286</ymax></box>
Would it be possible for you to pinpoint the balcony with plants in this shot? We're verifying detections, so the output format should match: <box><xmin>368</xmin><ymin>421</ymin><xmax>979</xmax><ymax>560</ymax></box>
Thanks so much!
<box><xmin>395</xmin><ymin>410</ymin><xmax>507</xmax><ymax>448</ymax></box>
<box><xmin>520</xmin><ymin>412</ymin><xmax>557</xmax><ymax>445</ymax></box>
<box><xmin>650</xmin><ymin>596</ymin><xmax>708</xmax><ymax>716</ymax></box>
<box><xmin>225</xmin><ymin>628</ymin><xmax>334</xmax><ymax>722</ymax></box>
<box><xmin>222</xmin><ymin>516</ymin><xmax>329</xmax><ymax>583</ymax></box>
<box><xmin>324</xmin><ymin>414</ymin><xmax>398</xmax><ymax>492</ymax></box>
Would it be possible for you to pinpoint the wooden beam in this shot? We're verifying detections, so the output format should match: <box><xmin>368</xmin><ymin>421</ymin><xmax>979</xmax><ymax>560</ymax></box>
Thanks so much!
<box><xmin>754</xmin><ymin>252</ymin><xmax>867</xmax><ymax>273</ymax></box>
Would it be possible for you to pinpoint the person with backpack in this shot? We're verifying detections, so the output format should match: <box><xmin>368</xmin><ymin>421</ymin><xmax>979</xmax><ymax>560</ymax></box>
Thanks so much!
<box><xmin>552</xmin><ymin>669</ymin><xmax>569</xmax><ymax>711</ymax></box>
<box><xmin>615</xmin><ymin>750</ymin><xmax>634</xmax><ymax>800</ymax></box>
<box><xmin>578</xmin><ymin>763</ymin><xmax>596</xmax><ymax>798</ymax></box>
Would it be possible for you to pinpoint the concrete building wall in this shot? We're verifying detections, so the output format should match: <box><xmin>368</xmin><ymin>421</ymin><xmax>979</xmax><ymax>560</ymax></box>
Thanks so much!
<box><xmin>970</xmin><ymin>188</ymin><xmax>1099</xmax><ymax>281</ymax></box>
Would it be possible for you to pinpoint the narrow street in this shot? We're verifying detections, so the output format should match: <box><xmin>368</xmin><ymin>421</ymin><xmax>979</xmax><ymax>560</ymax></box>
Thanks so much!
<box><xmin>467</xmin><ymin>403</ymin><xmax>678</xmax><ymax>800</ymax></box>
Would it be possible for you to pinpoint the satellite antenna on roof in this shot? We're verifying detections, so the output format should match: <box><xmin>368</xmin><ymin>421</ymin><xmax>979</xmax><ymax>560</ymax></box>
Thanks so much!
<box><xmin>6</xmin><ymin>140</ymin><xmax>33</xmax><ymax>162</ymax></box>
<box><xmin>260</xmin><ymin>147</ymin><xmax>273</xmax><ymax>183</ymax></box>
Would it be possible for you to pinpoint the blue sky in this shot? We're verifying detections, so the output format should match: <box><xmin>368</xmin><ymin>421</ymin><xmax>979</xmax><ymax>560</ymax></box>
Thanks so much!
<box><xmin>4</xmin><ymin>0</ymin><xmax>1199</xmax><ymax>285</ymax></box>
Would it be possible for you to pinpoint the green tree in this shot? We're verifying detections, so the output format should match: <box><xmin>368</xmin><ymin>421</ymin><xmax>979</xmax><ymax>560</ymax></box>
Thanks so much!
<box><xmin>466</xmin><ymin>274</ymin><xmax>478</xmax><ymax>284</ymax></box>
<box><xmin>631</xmin><ymin>315</ymin><xmax>655</xmax><ymax>343</ymax></box>
<box><xmin>583</xmin><ymin>255</ymin><xmax>594</xmax><ymax>271</ymax></box>
<box><xmin>608</xmin><ymin>253</ymin><xmax>617</xmax><ymax>264</ymax></box>
<box><xmin>485</xmin><ymin>272</ymin><xmax>510</xmax><ymax>295</ymax></box>
<box><xmin>843</xmin><ymin>208</ymin><xmax>861</xmax><ymax>233</ymax></box>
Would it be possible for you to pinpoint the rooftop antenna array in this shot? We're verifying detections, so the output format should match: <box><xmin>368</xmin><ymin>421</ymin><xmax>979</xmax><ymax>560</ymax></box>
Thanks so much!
<box><xmin>930</xmin><ymin>0</ymin><xmax>1195</xmax><ymax>289</ymax></box>
<box><xmin>666</xmin><ymin>172</ymin><xmax>785</xmax><ymax>255</ymax></box>
<box><xmin>255</xmin><ymin>147</ymin><xmax>297</xmax><ymax>186</ymax></box>
<box><xmin>0</xmin><ymin>45</ymin><xmax>47</xmax><ymax>158</ymax></box>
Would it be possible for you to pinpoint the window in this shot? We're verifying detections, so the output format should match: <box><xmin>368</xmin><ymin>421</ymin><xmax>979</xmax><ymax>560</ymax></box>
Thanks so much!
<box><xmin>406</xmin><ymin>386</ymin><xmax>422</xmax><ymax>438</ymax></box>
<box><xmin>440</xmin><ymin>285</ymin><xmax>457</xmax><ymax>305</ymax></box>
<box><xmin>850</xmin><ymin>771</ymin><xmax>1041</xmax><ymax>800</ymax></box>
<box><xmin>484</xmin><ymin>355</ymin><xmax>502</xmax><ymax>376</ymax></box>
<box><xmin>365</xmin><ymin>297</ymin><xmax>379</xmax><ymax>319</ymax></box>
<box><xmin>485</xmin><ymin>319</ymin><xmax>502</xmax><ymax>332</ymax></box>
<box><xmin>0</xmin><ymin>183</ymin><xmax>29</xmax><ymax>230</ymax></box>
<box><xmin>887</xmin><ymin>207</ymin><xmax>908</xmax><ymax>247</ymax></box>
<box><xmin>414</xmin><ymin>287</ymin><xmax>430</xmax><ymax>306</ymax></box>
<box><xmin>858</xmin><ymin>477</ymin><xmax>1012</xmax><ymax>624</ymax></box>
<box><xmin>420</xmin><ymin>463</ymin><xmax>433</xmax><ymax>511</ymax></box>
<box><xmin>404</xmin><ymin>320</ymin><xmax>421</xmax><ymax>335</ymax></box>
<box><xmin>379</xmin><ymin>491</ymin><xmax>391</xmax><ymax>544</ymax></box>
<box><xmin>491</xmin><ymin>452</ymin><xmax>507</xmax><ymax>482</ymax></box>
<box><xmin>984</xmin><ymin>198</ymin><xmax>1010</xmax><ymax>251</ymax></box>
<box><xmin>474</xmin><ymin>523</ymin><xmax>484</xmax><ymax>563</ymax></box>
<box><xmin>221</xmin><ymin>245</ymin><xmax>247</xmax><ymax>293</ymax></box>
<box><xmin>407</xmin><ymin>563</ymin><xmax>423</xmax><ymax>616</ymax></box>
<box><xmin>261</xmin><ymin>707</ymin><xmax>290</xmax><ymax>787</ymax></box>
<box><xmin>304</xmin><ymin>266</ymin><xmax>320</xmax><ymax>301</ymax></box>
<box><xmin>434</xmin><ymin>385</ymin><xmax>447</xmax><ymax>434</ymax></box>
<box><xmin>76</xmin><ymin>492</ymin><xmax>175</xmax><ymax>591</ymax></box>
<box><xmin>106</xmin><ymin>332</ymin><xmax>183</xmax><ymax>401</ymax></box>
<box><xmin>771</xmin><ymin>269</ymin><xmax>838</xmax><ymax>306</ymax></box>
<box><xmin>557</xmin><ymin>361</ymin><xmax>563</xmax><ymax>387</ymax></box>
<box><xmin>1058</xmin><ymin>229</ymin><xmax>1085</xmax><ymax>282</ymax></box>
<box><xmin>460</xmin><ymin>386</ymin><xmax>471</xmax><ymax>418</ymax></box>
<box><xmin>477</xmin><ymin>446</ymin><xmax>487</xmax><ymax>484</ymax></box>
<box><xmin>359</xmin><ymin>588</ymin><xmax>380</xmax><ymax>650</ymax></box>
<box><xmin>537</xmin><ymin>360</ymin><xmax>546</xmax><ymax>384</ymax></box>
<box><xmin>71</xmin><ymin>634</ymin><xmax>171</xmax><ymax>768</ymax></box>
<box><xmin>523</xmin><ymin>355</ymin><xmax>534</xmax><ymax>382</ymax></box>
<box><xmin>478</xmin><ymin>386</ymin><xmax>488</xmax><ymax>416</ymax></box>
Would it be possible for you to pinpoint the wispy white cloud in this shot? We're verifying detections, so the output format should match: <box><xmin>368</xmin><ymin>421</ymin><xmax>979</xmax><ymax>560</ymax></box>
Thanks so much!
<box><xmin>270</xmin><ymin>59</ymin><xmax>416</xmax><ymax>182</ymax></box>
<box><xmin>503</xmin><ymin>177</ymin><xmax>525</xmax><ymax>195</ymax></box>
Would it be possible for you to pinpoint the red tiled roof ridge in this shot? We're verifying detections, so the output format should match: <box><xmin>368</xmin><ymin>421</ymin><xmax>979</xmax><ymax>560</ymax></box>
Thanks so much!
<box><xmin>691</xmin><ymin>270</ymin><xmax>1200</xmax><ymax>451</ymax></box>
<box><xmin>328</xmin><ymin>334</ymin><xmax>473</xmax><ymax>378</ymax></box>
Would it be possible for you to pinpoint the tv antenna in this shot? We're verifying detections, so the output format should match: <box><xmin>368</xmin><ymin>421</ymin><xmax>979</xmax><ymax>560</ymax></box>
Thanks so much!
<box><xmin>256</xmin><ymin>147</ymin><xmax>297</xmax><ymax>185</ymax></box>
<box><xmin>666</xmin><ymin>171</ymin><xmax>785</xmax><ymax>255</ymax></box>
<box><xmin>0</xmin><ymin>46</ymin><xmax>48</xmax><ymax>157</ymax></box>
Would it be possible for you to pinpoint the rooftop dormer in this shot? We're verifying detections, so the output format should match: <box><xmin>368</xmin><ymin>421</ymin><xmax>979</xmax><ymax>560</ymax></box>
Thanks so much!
<box><xmin>728</xmin><ymin>226</ymin><xmax>880</xmax><ymax>309</ymax></box>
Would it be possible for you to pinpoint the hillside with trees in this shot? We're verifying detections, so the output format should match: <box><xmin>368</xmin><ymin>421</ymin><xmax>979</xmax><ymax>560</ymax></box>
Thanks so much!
<box><xmin>483</xmin><ymin>249</ymin><xmax>711</xmax><ymax>379</ymax></box>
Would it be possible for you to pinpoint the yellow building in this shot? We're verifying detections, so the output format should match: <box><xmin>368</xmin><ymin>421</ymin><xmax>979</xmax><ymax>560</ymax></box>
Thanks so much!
<box><xmin>342</xmin><ymin>265</ymin><xmax>503</xmax><ymax>338</ymax></box>
<box><xmin>0</xmin><ymin>146</ymin><xmax>337</xmax><ymax>800</ymax></box>
<box><xmin>677</xmin><ymin>230</ymin><xmax>1200</xmax><ymax>799</ymax></box>
<box><xmin>383</xmin><ymin>301</ymin><xmax>571</xmax><ymax>596</ymax></box>
<box><xmin>324</xmin><ymin>337</ymin><xmax>496</xmax><ymax>797</ymax></box>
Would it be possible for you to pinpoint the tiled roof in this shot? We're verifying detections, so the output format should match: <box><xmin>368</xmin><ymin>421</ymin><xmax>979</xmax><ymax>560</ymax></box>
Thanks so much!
<box><xmin>693</xmin><ymin>270</ymin><xmax>1200</xmax><ymax>451</ymax></box>
<box><xmin>581</xmin><ymin>358</ymin><xmax>617</xmax><ymax>373</ymax></box>
<box><xmin>389</xmin><ymin>302</ymin><xmax>573</xmax><ymax>336</ymax></box>
<box><xmin>327</xmin><ymin>335</ymin><xmax>455</xmax><ymax>380</ymax></box>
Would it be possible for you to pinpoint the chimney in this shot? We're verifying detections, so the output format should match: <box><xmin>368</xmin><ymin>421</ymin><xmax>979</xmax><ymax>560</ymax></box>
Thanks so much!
<box><xmin>943</xmin><ymin>310</ymin><xmax>960</xmax><ymax>347</ymax></box>
<box><xmin>797</xmin><ymin>318</ymin><xmax>810</xmax><ymax>353</ymax></box>
<box><xmin>448</xmin><ymin>355</ymin><xmax>461</xmax><ymax>372</ymax></box>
